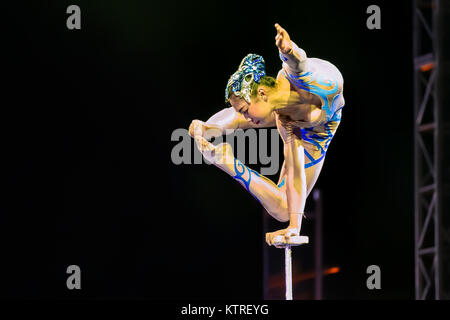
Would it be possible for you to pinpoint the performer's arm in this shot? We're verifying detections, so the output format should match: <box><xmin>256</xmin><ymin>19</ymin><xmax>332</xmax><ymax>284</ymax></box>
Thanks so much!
<box><xmin>189</xmin><ymin>107</ymin><xmax>275</xmax><ymax>139</ymax></box>
<box><xmin>283</xmin><ymin>137</ymin><xmax>307</xmax><ymax>232</ymax></box>
<box><xmin>206</xmin><ymin>107</ymin><xmax>275</xmax><ymax>129</ymax></box>
<box><xmin>205</xmin><ymin>107</ymin><xmax>243</xmax><ymax>130</ymax></box>
<box><xmin>279</xmin><ymin>41</ymin><xmax>308</xmax><ymax>74</ymax></box>
<box><xmin>275</xmin><ymin>23</ymin><xmax>308</xmax><ymax>73</ymax></box>
<box><xmin>274</xmin><ymin>112</ymin><xmax>306</xmax><ymax>235</ymax></box>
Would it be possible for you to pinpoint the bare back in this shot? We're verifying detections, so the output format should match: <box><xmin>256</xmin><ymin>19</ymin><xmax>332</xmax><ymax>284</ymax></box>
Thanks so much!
<box><xmin>274</xmin><ymin>70</ymin><xmax>324</xmax><ymax>126</ymax></box>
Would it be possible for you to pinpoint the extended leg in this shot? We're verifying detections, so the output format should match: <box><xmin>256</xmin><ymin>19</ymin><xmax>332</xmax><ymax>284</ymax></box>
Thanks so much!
<box><xmin>229</xmin><ymin>155</ymin><xmax>290</xmax><ymax>222</ymax></box>
<box><xmin>195</xmin><ymin>135</ymin><xmax>326</xmax><ymax>222</ymax></box>
<box><xmin>275</xmin><ymin>150</ymin><xmax>326</xmax><ymax>214</ymax></box>
<box><xmin>277</xmin><ymin>152</ymin><xmax>326</xmax><ymax>198</ymax></box>
<box><xmin>195</xmin><ymin>135</ymin><xmax>289</xmax><ymax>222</ymax></box>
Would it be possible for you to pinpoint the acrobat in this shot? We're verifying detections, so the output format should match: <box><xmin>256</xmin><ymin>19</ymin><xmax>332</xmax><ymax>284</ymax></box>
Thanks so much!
<box><xmin>189</xmin><ymin>23</ymin><xmax>344</xmax><ymax>247</ymax></box>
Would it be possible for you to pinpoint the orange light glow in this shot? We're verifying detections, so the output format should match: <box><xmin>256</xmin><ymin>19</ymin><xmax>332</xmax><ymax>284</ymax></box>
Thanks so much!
<box><xmin>420</xmin><ymin>62</ymin><xmax>434</xmax><ymax>72</ymax></box>
<box><xmin>324</xmin><ymin>267</ymin><xmax>340</xmax><ymax>275</ymax></box>
<box><xmin>269</xmin><ymin>266</ymin><xmax>340</xmax><ymax>288</ymax></box>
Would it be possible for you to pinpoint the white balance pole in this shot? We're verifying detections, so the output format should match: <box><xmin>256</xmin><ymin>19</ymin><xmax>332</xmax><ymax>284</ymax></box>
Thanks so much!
<box><xmin>273</xmin><ymin>235</ymin><xmax>309</xmax><ymax>300</ymax></box>
<box><xmin>285</xmin><ymin>246</ymin><xmax>293</xmax><ymax>300</ymax></box>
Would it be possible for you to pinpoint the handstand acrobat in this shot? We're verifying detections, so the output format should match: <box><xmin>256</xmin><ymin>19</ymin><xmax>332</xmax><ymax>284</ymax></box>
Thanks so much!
<box><xmin>189</xmin><ymin>23</ymin><xmax>344</xmax><ymax>248</ymax></box>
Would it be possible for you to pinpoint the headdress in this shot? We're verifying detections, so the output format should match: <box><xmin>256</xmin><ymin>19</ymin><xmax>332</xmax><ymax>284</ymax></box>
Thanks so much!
<box><xmin>225</xmin><ymin>54</ymin><xmax>266</xmax><ymax>104</ymax></box>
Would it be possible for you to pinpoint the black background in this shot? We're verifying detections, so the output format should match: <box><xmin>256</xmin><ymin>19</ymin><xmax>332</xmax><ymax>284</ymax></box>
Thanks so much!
<box><xmin>3</xmin><ymin>0</ymin><xmax>420</xmax><ymax>299</ymax></box>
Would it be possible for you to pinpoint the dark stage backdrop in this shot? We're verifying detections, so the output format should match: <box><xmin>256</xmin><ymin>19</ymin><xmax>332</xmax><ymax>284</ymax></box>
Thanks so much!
<box><xmin>3</xmin><ymin>0</ymin><xmax>417</xmax><ymax>299</ymax></box>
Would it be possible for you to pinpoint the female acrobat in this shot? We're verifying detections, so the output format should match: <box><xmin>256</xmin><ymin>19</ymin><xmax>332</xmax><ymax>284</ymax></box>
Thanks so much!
<box><xmin>189</xmin><ymin>23</ymin><xmax>344</xmax><ymax>247</ymax></box>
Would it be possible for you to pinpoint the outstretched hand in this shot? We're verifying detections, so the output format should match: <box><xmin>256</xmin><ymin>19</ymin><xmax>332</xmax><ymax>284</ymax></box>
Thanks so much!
<box><xmin>191</xmin><ymin>122</ymin><xmax>235</xmax><ymax>168</ymax></box>
<box><xmin>274</xmin><ymin>23</ymin><xmax>293</xmax><ymax>54</ymax></box>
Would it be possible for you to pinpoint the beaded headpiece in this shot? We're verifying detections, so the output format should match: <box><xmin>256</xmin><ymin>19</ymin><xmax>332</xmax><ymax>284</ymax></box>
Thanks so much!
<box><xmin>225</xmin><ymin>54</ymin><xmax>266</xmax><ymax>104</ymax></box>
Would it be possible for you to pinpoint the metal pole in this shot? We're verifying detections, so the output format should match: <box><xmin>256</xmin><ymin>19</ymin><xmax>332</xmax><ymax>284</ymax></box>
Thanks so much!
<box><xmin>273</xmin><ymin>235</ymin><xmax>308</xmax><ymax>300</ymax></box>
<box><xmin>285</xmin><ymin>246</ymin><xmax>292</xmax><ymax>300</ymax></box>
<box><xmin>413</xmin><ymin>0</ymin><xmax>442</xmax><ymax>300</ymax></box>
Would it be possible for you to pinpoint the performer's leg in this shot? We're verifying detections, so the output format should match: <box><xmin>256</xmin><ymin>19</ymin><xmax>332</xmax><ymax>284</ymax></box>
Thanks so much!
<box><xmin>275</xmin><ymin>152</ymin><xmax>326</xmax><ymax>213</ymax></box>
<box><xmin>305</xmin><ymin>158</ymin><xmax>325</xmax><ymax>197</ymax></box>
<box><xmin>281</xmin><ymin>113</ymin><xmax>342</xmax><ymax>201</ymax></box>
<box><xmin>196</xmin><ymin>136</ymin><xmax>326</xmax><ymax>222</ymax></box>
<box><xmin>229</xmin><ymin>155</ymin><xmax>290</xmax><ymax>222</ymax></box>
<box><xmin>196</xmin><ymin>136</ymin><xmax>290</xmax><ymax>222</ymax></box>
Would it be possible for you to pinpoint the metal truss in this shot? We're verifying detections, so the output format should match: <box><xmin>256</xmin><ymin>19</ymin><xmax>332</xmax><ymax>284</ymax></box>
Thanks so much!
<box><xmin>413</xmin><ymin>0</ymin><xmax>443</xmax><ymax>300</ymax></box>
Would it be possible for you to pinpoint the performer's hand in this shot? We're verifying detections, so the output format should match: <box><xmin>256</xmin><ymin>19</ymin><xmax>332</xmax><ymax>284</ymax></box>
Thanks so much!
<box><xmin>265</xmin><ymin>226</ymin><xmax>300</xmax><ymax>248</ymax></box>
<box><xmin>274</xmin><ymin>23</ymin><xmax>293</xmax><ymax>54</ymax></box>
<box><xmin>189</xmin><ymin>120</ymin><xmax>223</xmax><ymax>140</ymax></box>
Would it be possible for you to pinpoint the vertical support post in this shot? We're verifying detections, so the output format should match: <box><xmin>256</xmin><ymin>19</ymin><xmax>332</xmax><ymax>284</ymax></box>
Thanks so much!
<box><xmin>272</xmin><ymin>235</ymin><xmax>308</xmax><ymax>300</ymax></box>
<box><xmin>413</xmin><ymin>0</ymin><xmax>442</xmax><ymax>300</ymax></box>
<box><xmin>285</xmin><ymin>246</ymin><xmax>293</xmax><ymax>300</ymax></box>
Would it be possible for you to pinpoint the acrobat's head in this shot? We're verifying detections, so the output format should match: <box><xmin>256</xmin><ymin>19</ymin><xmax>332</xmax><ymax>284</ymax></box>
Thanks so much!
<box><xmin>225</xmin><ymin>54</ymin><xmax>277</xmax><ymax>125</ymax></box>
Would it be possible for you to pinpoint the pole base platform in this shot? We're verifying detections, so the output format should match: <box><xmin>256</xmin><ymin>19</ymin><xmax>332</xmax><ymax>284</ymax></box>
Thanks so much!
<box><xmin>272</xmin><ymin>235</ymin><xmax>309</xmax><ymax>248</ymax></box>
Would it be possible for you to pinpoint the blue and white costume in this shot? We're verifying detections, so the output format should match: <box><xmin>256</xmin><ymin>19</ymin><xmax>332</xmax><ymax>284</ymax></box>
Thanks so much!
<box><xmin>279</xmin><ymin>41</ymin><xmax>345</xmax><ymax>168</ymax></box>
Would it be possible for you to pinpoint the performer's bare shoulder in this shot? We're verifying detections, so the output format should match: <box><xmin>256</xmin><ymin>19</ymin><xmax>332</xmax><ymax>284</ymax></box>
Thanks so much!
<box><xmin>274</xmin><ymin>70</ymin><xmax>323</xmax><ymax>124</ymax></box>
